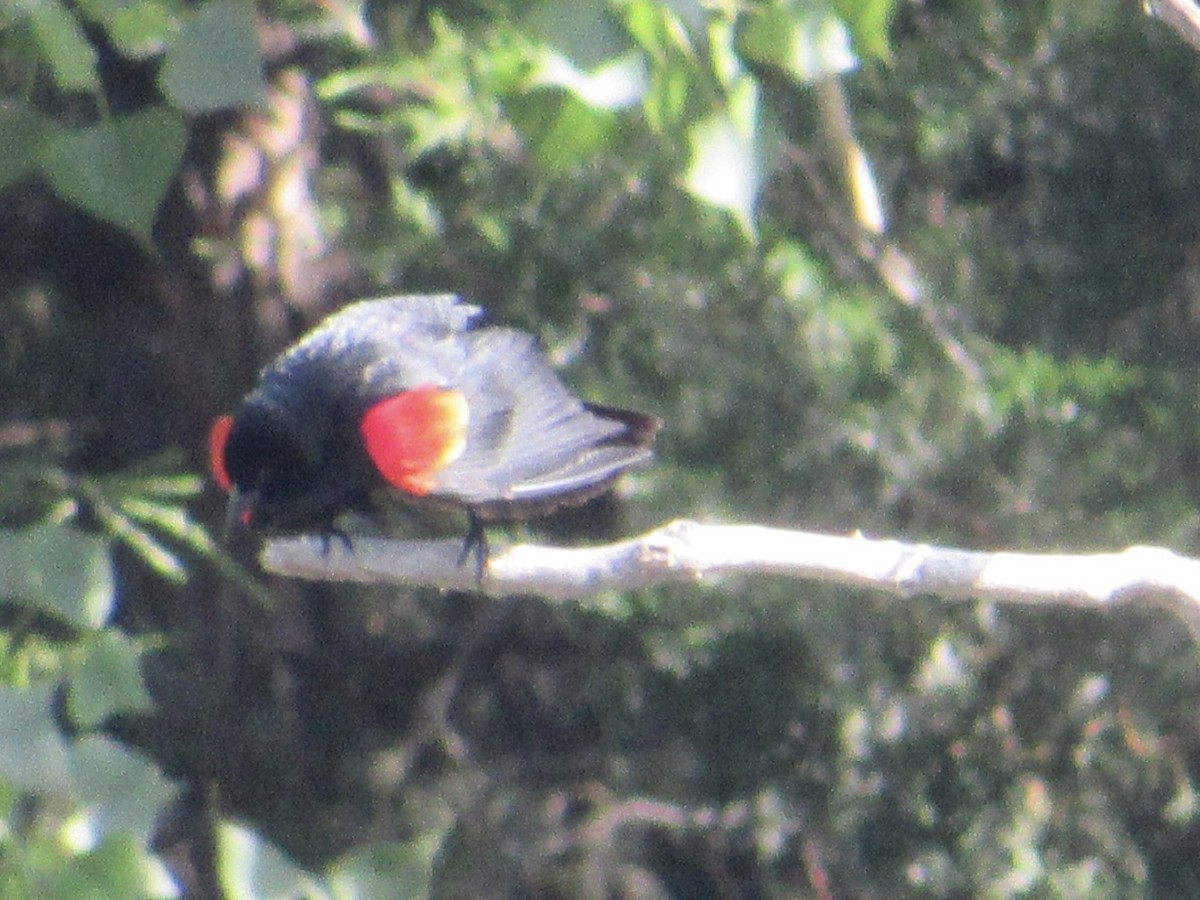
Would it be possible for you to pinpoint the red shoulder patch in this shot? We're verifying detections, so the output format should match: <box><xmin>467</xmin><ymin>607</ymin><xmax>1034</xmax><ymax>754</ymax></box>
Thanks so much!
<box><xmin>209</xmin><ymin>415</ymin><xmax>234</xmax><ymax>493</ymax></box>
<box><xmin>360</xmin><ymin>386</ymin><xmax>469</xmax><ymax>496</ymax></box>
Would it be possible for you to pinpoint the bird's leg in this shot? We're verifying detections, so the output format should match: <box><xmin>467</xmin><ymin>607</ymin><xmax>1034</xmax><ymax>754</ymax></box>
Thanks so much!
<box><xmin>319</xmin><ymin>524</ymin><xmax>355</xmax><ymax>556</ymax></box>
<box><xmin>457</xmin><ymin>510</ymin><xmax>488</xmax><ymax>585</ymax></box>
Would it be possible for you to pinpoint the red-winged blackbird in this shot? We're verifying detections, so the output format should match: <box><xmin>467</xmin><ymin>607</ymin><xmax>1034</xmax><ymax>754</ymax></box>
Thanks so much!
<box><xmin>210</xmin><ymin>295</ymin><xmax>658</xmax><ymax>548</ymax></box>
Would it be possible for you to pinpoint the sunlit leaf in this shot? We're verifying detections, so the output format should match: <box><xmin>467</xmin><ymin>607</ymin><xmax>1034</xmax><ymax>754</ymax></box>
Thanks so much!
<box><xmin>739</xmin><ymin>1</ymin><xmax>857</xmax><ymax>83</ymax></box>
<box><xmin>659</xmin><ymin>0</ymin><xmax>709</xmax><ymax>36</ymax></box>
<box><xmin>847</xmin><ymin>140</ymin><xmax>885</xmax><ymax>233</ymax></box>
<box><xmin>622</xmin><ymin>0</ymin><xmax>697</xmax><ymax>60</ymax></box>
<box><xmin>218</xmin><ymin>821</ymin><xmax>329</xmax><ymax>900</ymax></box>
<box><xmin>101</xmin><ymin>473</ymin><xmax>204</xmax><ymax>501</ymax></box>
<box><xmin>766</xmin><ymin>240</ymin><xmax>827</xmax><ymax>305</ymax></box>
<box><xmin>39</xmin><ymin>832</ymin><xmax>179</xmax><ymax>900</ymax></box>
<box><xmin>684</xmin><ymin>107</ymin><xmax>760</xmax><ymax>238</ymax></box>
<box><xmin>829</xmin><ymin>0</ymin><xmax>896</xmax><ymax>60</ymax></box>
<box><xmin>641</xmin><ymin>62</ymin><xmax>690</xmax><ymax>134</ymax></box>
<box><xmin>532</xmin><ymin>50</ymin><xmax>647</xmax><ymax>110</ymax></box>
<box><xmin>511</xmin><ymin>92</ymin><xmax>616</xmax><ymax>172</ymax></box>
<box><xmin>708</xmin><ymin>14</ymin><xmax>743</xmax><ymax>92</ymax></box>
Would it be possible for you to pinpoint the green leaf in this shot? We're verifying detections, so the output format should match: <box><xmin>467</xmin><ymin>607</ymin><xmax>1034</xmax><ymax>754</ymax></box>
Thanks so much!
<box><xmin>521</xmin><ymin>0</ymin><xmax>630</xmax><ymax>69</ymax></box>
<box><xmin>42</xmin><ymin>106</ymin><xmax>186</xmax><ymax>244</ymax></box>
<box><xmin>659</xmin><ymin>0</ymin><xmax>709</xmax><ymax>36</ymax></box>
<box><xmin>0</xmin><ymin>526</ymin><xmax>114</xmax><ymax>629</ymax></box>
<box><xmin>642</xmin><ymin>62</ymin><xmax>690</xmax><ymax>134</ymax></box>
<box><xmin>708</xmin><ymin>15</ymin><xmax>744</xmax><ymax>93</ymax></box>
<box><xmin>69</xmin><ymin>736</ymin><xmax>175</xmax><ymax>844</ymax></box>
<box><xmin>41</xmin><ymin>832</ymin><xmax>177</xmax><ymax>900</ymax></box>
<box><xmin>101</xmin><ymin>472</ymin><xmax>204</xmax><ymax>501</ymax></box>
<box><xmin>218</xmin><ymin>821</ymin><xmax>328</xmax><ymax>900</ymax></box>
<box><xmin>510</xmin><ymin>92</ymin><xmax>616</xmax><ymax>172</ymax></box>
<box><xmin>739</xmin><ymin>1</ymin><xmax>857</xmax><ymax>83</ymax></box>
<box><xmin>829</xmin><ymin>0</ymin><xmax>896</xmax><ymax>60</ymax></box>
<box><xmin>69</xmin><ymin>631</ymin><xmax>153</xmax><ymax>728</ymax></box>
<box><xmin>0</xmin><ymin>101</ymin><xmax>48</xmax><ymax>190</ymax></box>
<box><xmin>75</xmin><ymin>0</ymin><xmax>181</xmax><ymax>59</ymax></box>
<box><xmin>21</xmin><ymin>0</ymin><xmax>100</xmax><ymax>92</ymax></box>
<box><xmin>0</xmin><ymin>684</ymin><xmax>73</xmax><ymax>791</ymax></box>
<box><xmin>622</xmin><ymin>0</ymin><xmax>691</xmax><ymax>61</ymax></box>
<box><xmin>618</xmin><ymin>1</ymin><xmax>697</xmax><ymax>133</ymax></box>
<box><xmin>766</xmin><ymin>239</ymin><xmax>827</xmax><ymax>305</ymax></box>
<box><xmin>327</xmin><ymin>833</ymin><xmax>449</xmax><ymax>900</ymax></box>
<box><xmin>159</xmin><ymin>0</ymin><xmax>265</xmax><ymax>112</ymax></box>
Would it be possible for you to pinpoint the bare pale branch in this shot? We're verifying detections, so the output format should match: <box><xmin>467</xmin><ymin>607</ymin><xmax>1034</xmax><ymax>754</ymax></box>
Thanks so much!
<box><xmin>1146</xmin><ymin>0</ymin><xmax>1200</xmax><ymax>52</ymax></box>
<box><xmin>260</xmin><ymin>519</ymin><xmax>1200</xmax><ymax>637</ymax></box>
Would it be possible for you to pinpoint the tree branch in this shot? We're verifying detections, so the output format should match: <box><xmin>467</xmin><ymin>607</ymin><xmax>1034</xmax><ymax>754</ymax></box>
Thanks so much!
<box><xmin>260</xmin><ymin>519</ymin><xmax>1200</xmax><ymax>637</ymax></box>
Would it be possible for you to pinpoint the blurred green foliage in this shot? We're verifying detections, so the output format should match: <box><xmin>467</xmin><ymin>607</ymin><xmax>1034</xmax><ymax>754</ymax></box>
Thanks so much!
<box><xmin>3</xmin><ymin>0</ymin><xmax>1200</xmax><ymax>895</ymax></box>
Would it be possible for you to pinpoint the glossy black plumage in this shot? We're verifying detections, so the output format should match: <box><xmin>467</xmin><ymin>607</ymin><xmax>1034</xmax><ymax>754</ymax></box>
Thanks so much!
<box><xmin>213</xmin><ymin>295</ymin><xmax>658</xmax><ymax>532</ymax></box>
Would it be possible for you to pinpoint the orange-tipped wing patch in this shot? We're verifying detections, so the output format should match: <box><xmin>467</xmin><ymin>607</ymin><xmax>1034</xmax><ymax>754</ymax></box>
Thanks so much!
<box><xmin>209</xmin><ymin>414</ymin><xmax>235</xmax><ymax>493</ymax></box>
<box><xmin>360</xmin><ymin>386</ymin><xmax>469</xmax><ymax>495</ymax></box>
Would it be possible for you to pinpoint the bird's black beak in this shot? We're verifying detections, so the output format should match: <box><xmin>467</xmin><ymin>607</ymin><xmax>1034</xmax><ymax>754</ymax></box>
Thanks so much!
<box><xmin>224</xmin><ymin>488</ymin><xmax>259</xmax><ymax>536</ymax></box>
